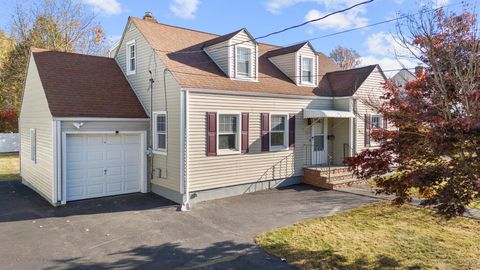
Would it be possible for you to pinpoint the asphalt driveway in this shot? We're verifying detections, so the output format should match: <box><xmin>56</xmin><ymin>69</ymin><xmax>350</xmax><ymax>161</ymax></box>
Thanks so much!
<box><xmin>0</xmin><ymin>181</ymin><xmax>378</xmax><ymax>270</ymax></box>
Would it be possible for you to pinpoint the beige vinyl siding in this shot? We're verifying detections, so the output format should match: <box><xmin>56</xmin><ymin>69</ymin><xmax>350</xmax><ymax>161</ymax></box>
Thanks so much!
<box><xmin>61</xmin><ymin>121</ymin><xmax>148</xmax><ymax>133</ymax></box>
<box><xmin>353</xmin><ymin>66</ymin><xmax>386</xmax><ymax>153</ymax></box>
<box><xmin>187</xmin><ymin>91</ymin><xmax>333</xmax><ymax>191</ymax></box>
<box><xmin>296</xmin><ymin>44</ymin><xmax>318</xmax><ymax>86</ymax></box>
<box><xmin>115</xmin><ymin>21</ymin><xmax>182</xmax><ymax>192</ymax></box>
<box><xmin>204</xmin><ymin>40</ymin><xmax>229</xmax><ymax>75</ymax></box>
<box><xmin>269</xmin><ymin>52</ymin><xmax>296</xmax><ymax>83</ymax></box>
<box><xmin>229</xmin><ymin>31</ymin><xmax>257</xmax><ymax>79</ymax></box>
<box><xmin>333</xmin><ymin>98</ymin><xmax>351</xmax><ymax>111</ymax></box>
<box><xmin>19</xmin><ymin>53</ymin><xmax>54</xmax><ymax>201</ymax></box>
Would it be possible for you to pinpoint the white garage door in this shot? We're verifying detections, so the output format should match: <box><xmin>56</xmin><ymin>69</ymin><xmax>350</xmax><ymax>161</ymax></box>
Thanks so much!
<box><xmin>65</xmin><ymin>133</ymin><xmax>143</xmax><ymax>201</ymax></box>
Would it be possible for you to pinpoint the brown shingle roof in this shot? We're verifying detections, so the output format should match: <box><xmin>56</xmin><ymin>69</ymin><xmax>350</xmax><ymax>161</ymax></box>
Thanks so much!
<box><xmin>317</xmin><ymin>65</ymin><xmax>378</xmax><ymax>97</ymax></box>
<box><xmin>131</xmin><ymin>17</ymin><xmax>354</xmax><ymax>97</ymax></box>
<box><xmin>31</xmin><ymin>48</ymin><xmax>147</xmax><ymax>118</ymax></box>
<box><xmin>265</xmin><ymin>42</ymin><xmax>309</xmax><ymax>58</ymax></box>
<box><xmin>202</xmin><ymin>29</ymin><xmax>245</xmax><ymax>48</ymax></box>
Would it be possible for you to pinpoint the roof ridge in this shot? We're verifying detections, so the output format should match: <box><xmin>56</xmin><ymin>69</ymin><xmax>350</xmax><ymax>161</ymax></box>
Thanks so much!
<box><xmin>131</xmin><ymin>17</ymin><xmax>283</xmax><ymax>50</ymax></box>
<box><xmin>326</xmin><ymin>64</ymin><xmax>377</xmax><ymax>75</ymax></box>
<box><xmin>31</xmin><ymin>48</ymin><xmax>113</xmax><ymax>60</ymax></box>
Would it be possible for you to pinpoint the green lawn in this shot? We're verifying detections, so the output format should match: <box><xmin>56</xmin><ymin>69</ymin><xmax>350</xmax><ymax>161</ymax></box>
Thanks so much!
<box><xmin>0</xmin><ymin>152</ymin><xmax>20</xmax><ymax>181</ymax></box>
<box><xmin>257</xmin><ymin>202</ymin><xmax>480</xmax><ymax>270</ymax></box>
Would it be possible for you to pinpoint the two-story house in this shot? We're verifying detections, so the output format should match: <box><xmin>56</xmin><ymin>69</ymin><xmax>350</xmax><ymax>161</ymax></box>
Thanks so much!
<box><xmin>19</xmin><ymin>13</ymin><xmax>387</xmax><ymax>209</ymax></box>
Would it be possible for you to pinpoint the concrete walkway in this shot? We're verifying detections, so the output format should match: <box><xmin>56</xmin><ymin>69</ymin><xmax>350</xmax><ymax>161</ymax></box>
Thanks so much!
<box><xmin>0</xmin><ymin>181</ymin><xmax>378</xmax><ymax>270</ymax></box>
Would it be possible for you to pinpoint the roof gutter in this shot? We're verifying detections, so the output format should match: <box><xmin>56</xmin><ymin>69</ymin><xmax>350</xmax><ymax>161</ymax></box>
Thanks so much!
<box><xmin>52</xmin><ymin>117</ymin><xmax>149</xmax><ymax>121</ymax></box>
<box><xmin>183</xmin><ymin>88</ymin><xmax>352</xmax><ymax>100</ymax></box>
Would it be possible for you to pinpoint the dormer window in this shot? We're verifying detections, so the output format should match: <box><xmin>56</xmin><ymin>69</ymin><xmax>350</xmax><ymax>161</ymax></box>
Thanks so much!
<box><xmin>236</xmin><ymin>46</ymin><xmax>251</xmax><ymax>78</ymax></box>
<box><xmin>301</xmin><ymin>57</ymin><xmax>314</xmax><ymax>84</ymax></box>
<box><xmin>126</xmin><ymin>40</ymin><xmax>136</xmax><ymax>75</ymax></box>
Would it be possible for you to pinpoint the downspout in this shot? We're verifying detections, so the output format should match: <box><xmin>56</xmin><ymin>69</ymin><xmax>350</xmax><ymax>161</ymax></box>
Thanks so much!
<box><xmin>181</xmin><ymin>89</ymin><xmax>190</xmax><ymax>211</ymax></box>
<box><xmin>148</xmin><ymin>70</ymin><xmax>155</xmax><ymax>180</ymax></box>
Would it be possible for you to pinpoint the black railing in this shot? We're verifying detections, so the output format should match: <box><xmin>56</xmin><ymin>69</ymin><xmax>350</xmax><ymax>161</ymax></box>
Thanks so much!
<box><xmin>304</xmin><ymin>144</ymin><xmax>334</xmax><ymax>182</ymax></box>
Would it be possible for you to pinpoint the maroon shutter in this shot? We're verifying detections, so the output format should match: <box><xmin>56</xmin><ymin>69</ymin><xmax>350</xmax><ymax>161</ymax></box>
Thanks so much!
<box><xmin>241</xmin><ymin>112</ymin><xmax>249</xmax><ymax>153</ymax></box>
<box><xmin>383</xmin><ymin>117</ymin><xmax>388</xmax><ymax>129</ymax></box>
<box><xmin>207</xmin><ymin>112</ymin><xmax>217</xmax><ymax>156</ymax></box>
<box><xmin>289</xmin><ymin>113</ymin><xmax>295</xmax><ymax>149</ymax></box>
<box><xmin>261</xmin><ymin>113</ymin><xmax>270</xmax><ymax>152</ymax></box>
<box><xmin>364</xmin><ymin>114</ymin><xmax>371</xmax><ymax>147</ymax></box>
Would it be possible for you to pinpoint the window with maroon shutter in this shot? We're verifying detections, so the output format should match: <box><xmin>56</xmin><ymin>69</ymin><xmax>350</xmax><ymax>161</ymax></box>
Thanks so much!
<box><xmin>241</xmin><ymin>112</ymin><xmax>249</xmax><ymax>153</ymax></box>
<box><xmin>383</xmin><ymin>117</ymin><xmax>388</xmax><ymax>129</ymax></box>
<box><xmin>364</xmin><ymin>114</ymin><xmax>371</xmax><ymax>147</ymax></box>
<box><xmin>261</xmin><ymin>113</ymin><xmax>270</xmax><ymax>152</ymax></box>
<box><xmin>289</xmin><ymin>113</ymin><xmax>295</xmax><ymax>149</ymax></box>
<box><xmin>206</xmin><ymin>112</ymin><xmax>217</xmax><ymax>156</ymax></box>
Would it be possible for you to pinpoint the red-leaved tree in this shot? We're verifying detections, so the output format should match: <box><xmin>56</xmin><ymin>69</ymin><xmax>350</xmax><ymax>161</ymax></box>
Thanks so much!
<box><xmin>0</xmin><ymin>109</ymin><xmax>18</xmax><ymax>133</ymax></box>
<box><xmin>345</xmin><ymin>6</ymin><xmax>480</xmax><ymax>218</ymax></box>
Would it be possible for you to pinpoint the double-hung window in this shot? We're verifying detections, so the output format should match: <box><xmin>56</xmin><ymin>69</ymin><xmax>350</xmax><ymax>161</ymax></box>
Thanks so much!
<box><xmin>372</xmin><ymin>115</ymin><xmax>383</xmax><ymax>129</ymax></box>
<box><xmin>126</xmin><ymin>40</ymin><xmax>136</xmax><ymax>75</ymax></box>
<box><xmin>154</xmin><ymin>112</ymin><xmax>167</xmax><ymax>153</ymax></box>
<box><xmin>218</xmin><ymin>114</ymin><xmax>240</xmax><ymax>154</ymax></box>
<box><xmin>236</xmin><ymin>46</ymin><xmax>251</xmax><ymax>78</ymax></box>
<box><xmin>270</xmin><ymin>114</ymin><xmax>288</xmax><ymax>151</ymax></box>
<box><xmin>301</xmin><ymin>57</ymin><xmax>314</xmax><ymax>84</ymax></box>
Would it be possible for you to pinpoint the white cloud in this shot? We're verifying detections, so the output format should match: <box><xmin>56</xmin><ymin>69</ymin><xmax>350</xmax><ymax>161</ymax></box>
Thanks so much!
<box><xmin>361</xmin><ymin>55</ymin><xmax>416</xmax><ymax>78</ymax></box>
<box><xmin>365</xmin><ymin>31</ymin><xmax>417</xmax><ymax>58</ymax></box>
<box><xmin>420</xmin><ymin>0</ymin><xmax>450</xmax><ymax>8</ymax></box>
<box><xmin>83</xmin><ymin>0</ymin><xmax>122</xmax><ymax>15</ymax></box>
<box><xmin>305</xmin><ymin>8</ymin><xmax>368</xmax><ymax>30</ymax></box>
<box><xmin>170</xmin><ymin>0</ymin><xmax>200</xmax><ymax>20</ymax></box>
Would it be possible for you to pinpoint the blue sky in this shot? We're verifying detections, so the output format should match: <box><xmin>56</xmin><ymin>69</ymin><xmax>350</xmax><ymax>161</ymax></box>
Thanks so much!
<box><xmin>0</xmin><ymin>0</ymin><xmax>476</xmax><ymax>75</ymax></box>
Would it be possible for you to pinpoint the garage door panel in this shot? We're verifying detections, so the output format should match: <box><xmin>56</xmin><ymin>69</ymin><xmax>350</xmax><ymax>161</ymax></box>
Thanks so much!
<box><xmin>66</xmin><ymin>133</ymin><xmax>143</xmax><ymax>201</ymax></box>
<box><xmin>87</xmin><ymin>151</ymin><xmax>104</xmax><ymax>162</ymax></box>
<box><xmin>87</xmin><ymin>135</ymin><xmax>104</xmax><ymax>145</ymax></box>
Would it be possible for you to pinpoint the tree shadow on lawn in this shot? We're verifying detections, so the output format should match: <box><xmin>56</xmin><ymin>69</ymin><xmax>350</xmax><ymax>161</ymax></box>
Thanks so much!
<box><xmin>260</xmin><ymin>243</ymin><xmax>424</xmax><ymax>270</ymax></box>
<box><xmin>43</xmin><ymin>241</ymin><xmax>295</xmax><ymax>270</ymax></box>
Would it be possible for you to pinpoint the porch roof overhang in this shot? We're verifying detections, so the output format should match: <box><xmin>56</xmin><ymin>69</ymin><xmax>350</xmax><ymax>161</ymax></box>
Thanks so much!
<box><xmin>303</xmin><ymin>109</ymin><xmax>354</xmax><ymax>119</ymax></box>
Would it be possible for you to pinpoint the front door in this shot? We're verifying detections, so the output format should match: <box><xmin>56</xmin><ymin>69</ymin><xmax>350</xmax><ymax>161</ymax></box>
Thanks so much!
<box><xmin>311</xmin><ymin>119</ymin><xmax>327</xmax><ymax>165</ymax></box>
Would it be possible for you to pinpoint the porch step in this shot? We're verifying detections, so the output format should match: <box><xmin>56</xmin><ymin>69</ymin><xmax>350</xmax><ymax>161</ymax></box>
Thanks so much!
<box><xmin>303</xmin><ymin>167</ymin><xmax>364</xmax><ymax>190</ymax></box>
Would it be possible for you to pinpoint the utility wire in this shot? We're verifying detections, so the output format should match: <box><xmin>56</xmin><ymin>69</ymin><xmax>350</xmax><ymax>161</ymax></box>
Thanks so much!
<box><xmin>255</xmin><ymin>0</ymin><xmax>374</xmax><ymax>40</ymax></box>
<box><xmin>156</xmin><ymin>0</ymin><xmax>375</xmax><ymax>56</ymax></box>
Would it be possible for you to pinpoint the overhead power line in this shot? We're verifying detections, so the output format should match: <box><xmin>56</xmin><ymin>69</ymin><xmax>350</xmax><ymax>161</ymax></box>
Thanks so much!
<box><xmin>157</xmin><ymin>0</ymin><xmax>375</xmax><ymax>56</ymax></box>
<box><xmin>255</xmin><ymin>0</ymin><xmax>374</xmax><ymax>40</ymax></box>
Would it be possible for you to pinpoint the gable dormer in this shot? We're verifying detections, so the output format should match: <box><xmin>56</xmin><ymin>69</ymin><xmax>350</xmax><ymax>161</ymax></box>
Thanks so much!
<box><xmin>203</xmin><ymin>29</ymin><xmax>258</xmax><ymax>81</ymax></box>
<box><xmin>267</xmin><ymin>42</ymin><xmax>318</xmax><ymax>86</ymax></box>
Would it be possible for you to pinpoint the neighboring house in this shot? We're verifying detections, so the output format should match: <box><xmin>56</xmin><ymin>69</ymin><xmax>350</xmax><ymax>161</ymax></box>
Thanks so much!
<box><xmin>391</xmin><ymin>68</ymin><xmax>417</xmax><ymax>88</ymax></box>
<box><xmin>20</xmin><ymin>13</ymin><xmax>387</xmax><ymax>208</ymax></box>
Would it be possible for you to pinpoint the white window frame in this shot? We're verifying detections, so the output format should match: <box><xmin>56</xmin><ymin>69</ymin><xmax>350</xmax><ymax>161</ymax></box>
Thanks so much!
<box><xmin>371</xmin><ymin>115</ymin><xmax>383</xmax><ymax>129</ymax></box>
<box><xmin>269</xmin><ymin>113</ymin><xmax>289</xmax><ymax>151</ymax></box>
<box><xmin>300</xmin><ymin>56</ymin><xmax>314</xmax><ymax>85</ymax></box>
<box><xmin>235</xmin><ymin>45</ymin><xmax>253</xmax><ymax>79</ymax></box>
<box><xmin>217</xmin><ymin>112</ymin><xmax>241</xmax><ymax>155</ymax></box>
<box><xmin>126</xmin><ymin>40</ymin><xmax>136</xmax><ymax>75</ymax></box>
<box><xmin>153</xmin><ymin>111</ymin><xmax>167</xmax><ymax>155</ymax></box>
<box><xmin>30</xmin><ymin>128</ymin><xmax>36</xmax><ymax>162</ymax></box>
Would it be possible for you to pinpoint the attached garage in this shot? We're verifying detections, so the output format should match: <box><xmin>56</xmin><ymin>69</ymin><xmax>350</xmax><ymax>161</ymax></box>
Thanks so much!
<box><xmin>20</xmin><ymin>49</ymin><xmax>150</xmax><ymax>206</ymax></box>
<box><xmin>64</xmin><ymin>132</ymin><xmax>146</xmax><ymax>201</ymax></box>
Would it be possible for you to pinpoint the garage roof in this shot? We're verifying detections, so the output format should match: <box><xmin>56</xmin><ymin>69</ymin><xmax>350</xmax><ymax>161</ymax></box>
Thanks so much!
<box><xmin>31</xmin><ymin>48</ymin><xmax>147</xmax><ymax>118</ymax></box>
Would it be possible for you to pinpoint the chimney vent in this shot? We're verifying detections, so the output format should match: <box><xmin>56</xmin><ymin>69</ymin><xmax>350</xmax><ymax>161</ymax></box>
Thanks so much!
<box><xmin>143</xmin><ymin>12</ymin><xmax>157</xmax><ymax>23</ymax></box>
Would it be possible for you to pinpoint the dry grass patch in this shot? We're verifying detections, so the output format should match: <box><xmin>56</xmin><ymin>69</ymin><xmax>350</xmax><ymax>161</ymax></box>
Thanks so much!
<box><xmin>256</xmin><ymin>202</ymin><xmax>480</xmax><ymax>270</ymax></box>
<box><xmin>0</xmin><ymin>153</ymin><xmax>20</xmax><ymax>181</ymax></box>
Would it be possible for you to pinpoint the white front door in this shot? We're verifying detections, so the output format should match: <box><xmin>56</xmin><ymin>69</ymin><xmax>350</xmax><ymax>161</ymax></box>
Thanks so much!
<box><xmin>311</xmin><ymin>119</ymin><xmax>327</xmax><ymax>165</ymax></box>
<box><xmin>65</xmin><ymin>133</ymin><xmax>142</xmax><ymax>201</ymax></box>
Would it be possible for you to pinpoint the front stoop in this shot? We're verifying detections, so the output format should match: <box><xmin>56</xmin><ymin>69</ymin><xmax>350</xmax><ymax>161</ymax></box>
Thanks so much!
<box><xmin>303</xmin><ymin>166</ymin><xmax>364</xmax><ymax>190</ymax></box>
